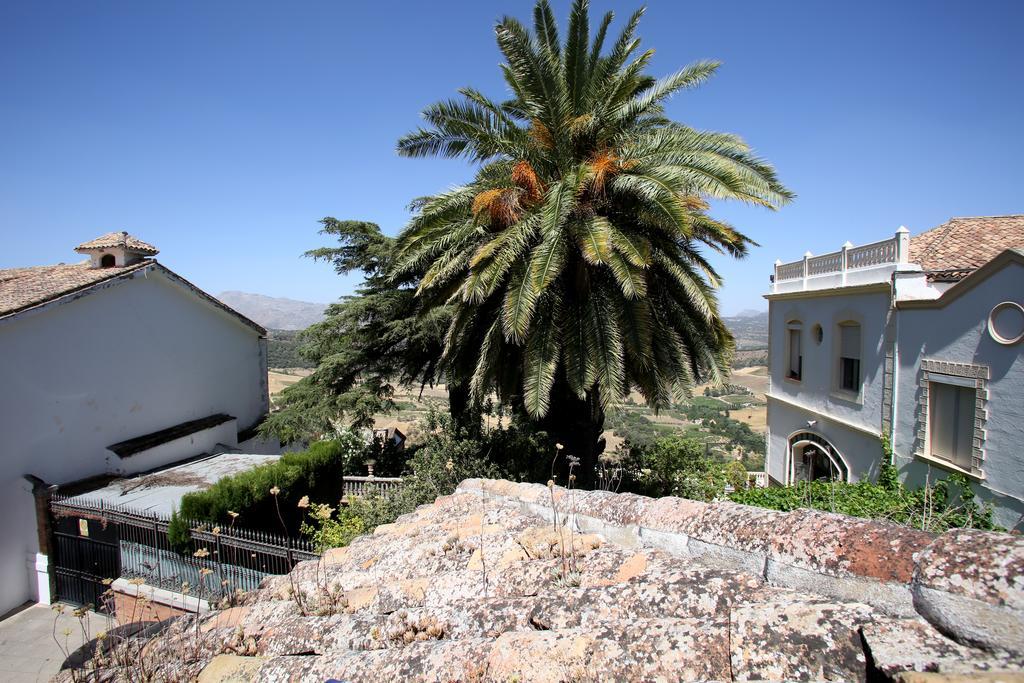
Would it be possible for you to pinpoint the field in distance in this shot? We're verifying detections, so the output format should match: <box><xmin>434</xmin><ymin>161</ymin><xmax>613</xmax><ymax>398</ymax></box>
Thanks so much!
<box><xmin>267</xmin><ymin>365</ymin><xmax>768</xmax><ymax>468</ymax></box>
<box><xmin>268</xmin><ymin>368</ymin><xmax>312</xmax><ymax>396</ymax></box>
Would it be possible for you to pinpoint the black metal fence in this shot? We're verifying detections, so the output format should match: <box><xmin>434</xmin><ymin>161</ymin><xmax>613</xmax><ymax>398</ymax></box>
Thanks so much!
<box><xmin>50</xmin><ymin>496</ymin><xmax>318</xmax><ymax>607</ymax></box>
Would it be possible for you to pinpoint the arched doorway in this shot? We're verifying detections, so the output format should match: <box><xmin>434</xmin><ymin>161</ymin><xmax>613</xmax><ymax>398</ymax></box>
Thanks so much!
<box><xmin>788</xmin><ymin>431</ymin><xmax>848</xmax><ymax>483</ymax></box>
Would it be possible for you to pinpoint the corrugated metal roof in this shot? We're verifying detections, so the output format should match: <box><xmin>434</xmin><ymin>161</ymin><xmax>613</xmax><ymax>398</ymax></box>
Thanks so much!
<box><xmin>65</xmin><ymin>453</ymin><xmax>280</xmax><ymax>517</ymax></box>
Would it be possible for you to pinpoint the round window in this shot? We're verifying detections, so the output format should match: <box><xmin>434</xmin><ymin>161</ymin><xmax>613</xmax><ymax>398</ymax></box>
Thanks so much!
<box><xmin>988</xmin><ymin>301</ymin><xmax>1024</xmax><ymax>345</ymax></box>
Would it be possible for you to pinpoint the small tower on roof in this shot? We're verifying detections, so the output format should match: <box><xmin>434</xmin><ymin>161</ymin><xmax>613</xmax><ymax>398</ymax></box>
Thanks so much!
<box><xmin>75</xmin><ymin>231</ymin><xmax>159</xmax><ymax>269</ymax></box>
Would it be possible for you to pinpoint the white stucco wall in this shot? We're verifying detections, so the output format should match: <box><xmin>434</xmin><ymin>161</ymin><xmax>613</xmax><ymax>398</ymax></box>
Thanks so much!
<box><xmin>0</xmin><ymin>267</ymin><xmax>268</xmax><ymax>613</ymax></box>
<box><xmin>766</xmin><ymin>396</ymin><xmax>887</xmax><ymax>484</ymax></box>
<box><xmin>765</xmin><ymin>288</ymin><xmax>891</xmax><ymax>482</ymax></box>
<box><xmin>117</xmin><ymin>419</ymin><xmax>239</xmax><ymax>476</ymax></box>
<box><xmin>893</xmin><ymin>261</ymin><xmax>1024</xmax><ymax>529</ymax></box>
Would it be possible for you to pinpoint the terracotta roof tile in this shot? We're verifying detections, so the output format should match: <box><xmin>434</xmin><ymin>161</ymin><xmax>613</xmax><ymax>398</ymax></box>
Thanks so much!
<box><xmin>0</xmin><ymin>260</ymin><xmax>152</xmax><ymax>319</ymax></box>
<box><xmin>910</xmin><ymin>215</ymin><xmax>1024</xmax><ymax>272</ymax></box>
<box><xmin>75</xmin><ymin>231</ymin><xmax>159</xmax><ymax>255</ymax></box>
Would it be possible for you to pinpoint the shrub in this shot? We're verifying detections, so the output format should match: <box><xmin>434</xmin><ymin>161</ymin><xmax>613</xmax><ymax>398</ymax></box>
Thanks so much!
<box><xmin>301</xmin><ymin>502</ymin><xmax>366</xmax><ymax>551</ymax></box>
<box><xmin>167</xmin><ymin>508</ymin><xmax>191</xmax><ymax>554</ymax></box>
<box><xmin>300</xmin><ymin>416</ymin><xmax>518</xmax><ymax>550</ymax></box>
<box><xmin>178</xmin><ymin>432</ymin><xmax>363</xmax><ymax>532</ymax></box>
<box><xmin>729</xmin><ymin>471</ymin><xmax>997</xmax><ymax>532</ymax></box>
<box><xmin>618</xmin><ymin>435</ymin><xmax>730</xmax><ymax>501</ymax></box>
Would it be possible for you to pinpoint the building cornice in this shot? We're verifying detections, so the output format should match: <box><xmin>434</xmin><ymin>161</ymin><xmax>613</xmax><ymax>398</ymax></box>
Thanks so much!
<box><xmin>0</xmin><ymin>261</ymin><xmax>266</xmax><ymax>336</ymax></box>
<box><xmin>0</xmin><ymin>262</ymin><xmax>156</xmax><ymax>325</ymax></box>
<box><xmin>896</xmin><ymin>249</ymin><xmax>1024</xmax><ymax>310</ymax></box>
<box><xmin>763</xmin><ymin>282</ymin><xmax>891</xmax><ymax>302</ymax></box>
<box><xmin>766</xmin><ymin>393</ymin><xmax>881</xmax><ymax>438</ymax></box>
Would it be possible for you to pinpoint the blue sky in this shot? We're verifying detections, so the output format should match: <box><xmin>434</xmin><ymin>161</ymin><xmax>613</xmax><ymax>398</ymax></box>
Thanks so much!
<box><xmin>2</xmin><ymin>1</ymin><xmax>1022</xmax><ymax>314</ymax></box>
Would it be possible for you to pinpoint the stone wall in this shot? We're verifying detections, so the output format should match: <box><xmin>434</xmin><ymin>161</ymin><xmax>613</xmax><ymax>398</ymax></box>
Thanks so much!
<box><xmin>55</xmin><ymin>480</ymin><xmax>1023</xmax><ymax>681</ymax></box>
<box><xmin>109</xmin><ymin>578</ymin><xmax>210</xmax><ymax>625</ymax></box>
<box><xmin>458</xmin><ymin>479</ymin><xmax>1024</xmax><ymax>655</ymax></box>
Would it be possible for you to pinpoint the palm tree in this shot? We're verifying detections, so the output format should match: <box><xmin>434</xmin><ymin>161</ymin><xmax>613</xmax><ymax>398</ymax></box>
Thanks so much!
<box><xmin>394</xmin><ymin>0</ymin><xmax>792</xmax><ymax>484</ymax></box>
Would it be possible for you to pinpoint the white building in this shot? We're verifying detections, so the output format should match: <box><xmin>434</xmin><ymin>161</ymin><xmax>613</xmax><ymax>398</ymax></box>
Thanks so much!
<box><xmin>764</xmin><ymin>216</ymin><xmax>1024</xmax><ymax>529</ymax></box>
<box><xmin>0</xmin><ymin>232</ymin><xmax>273</xmax><ymax>614</ymax></box>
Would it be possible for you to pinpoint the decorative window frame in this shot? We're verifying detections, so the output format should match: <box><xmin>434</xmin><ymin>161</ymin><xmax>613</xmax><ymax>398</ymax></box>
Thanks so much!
<box><xmin>830</xmin><ymin>308</ymin><xmax>865</xmax><ymax>404</ymax></box>
<box><xmin>786</xmin><ymin>430</ymin><xmax>850</xmax><ymax>484</ymax></box>
<box><xmin>914</xmin><ymin>359</ymin><xmax>989</xmax><ymax>478</ymax></box>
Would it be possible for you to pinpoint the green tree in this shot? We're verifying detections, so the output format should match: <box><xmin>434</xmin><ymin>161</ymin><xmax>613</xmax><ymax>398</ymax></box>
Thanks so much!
<box><xmin>260</xmin><ymin>219</ymin><xmax>450</xmax><ymax>441</ymax></box>
<box><xmin>393</xmin><ymin>0</ymin><xmax>791</xmax><ymax>483</ymax></box>
<box><xmin>625</xmin><ymin>435</ymin><xmax>727</xmax><ymax>501</ymax></box>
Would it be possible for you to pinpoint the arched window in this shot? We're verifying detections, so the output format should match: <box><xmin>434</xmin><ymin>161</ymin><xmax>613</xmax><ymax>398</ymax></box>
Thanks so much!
<box><xmin>100</xmin><ymin>254</ymin><xmax>116</xmax><ymax>268</ymax></box>
<box><xmin>788</xmin><ymin>431</ymin><xmax>849</xmax><ymax>483</ymax></box>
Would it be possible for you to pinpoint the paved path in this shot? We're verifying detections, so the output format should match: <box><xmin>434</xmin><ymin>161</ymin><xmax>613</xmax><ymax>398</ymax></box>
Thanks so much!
<box><xmin>0</xmin><ymin>603</ymin><xmax>111</xmax><ymax>682</ymax></box>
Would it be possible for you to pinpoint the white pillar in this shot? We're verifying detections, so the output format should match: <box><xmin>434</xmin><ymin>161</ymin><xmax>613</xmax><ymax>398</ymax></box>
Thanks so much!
<box><xmin>895</xmin><ymin>226</ymin><xmax>910</xmax><ymax>264</ymax></box>
<box><xmin>802</xmin><ymin>252</ymin><xmax>813</xmax><ymax>290</ymax></box>
<box><xmin>32</xmin><ymin>553</ymin><xmax>50</xmax><ymax>604</ymax></box>
<box><xmin>841</xmin><ymin>241</ymin><xmax>853</xmax><ymax>286</ymax></box>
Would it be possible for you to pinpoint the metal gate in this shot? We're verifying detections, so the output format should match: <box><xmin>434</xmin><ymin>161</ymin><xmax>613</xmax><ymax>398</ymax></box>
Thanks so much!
<box><xmin>52</xmin><ymin>513</ymin><xmax>120</xmax><ymax>611</ymax></box>
<box><xmin>48</xmin><ymin>495</ymin><xmax>319</xmax><ymax>610</ymax></box>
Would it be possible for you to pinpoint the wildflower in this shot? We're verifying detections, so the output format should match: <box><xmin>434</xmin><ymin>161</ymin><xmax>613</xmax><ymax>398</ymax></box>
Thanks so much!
<box><xmin>51</xmin><ymin>604</ymin><xmax>65</xmax><ymax>614</ymax></box>
<box><xmin>270</xmin><ymin>485</ymin><xmax>280</xmax><ymax>496</ymax></box>
<box><xmin>445</xmin><ymin>459</ymin><xmax>454</xmax><ymax>472</ymax></box>
<box><xmin>547</xmin><ymin>480</ymin><xmax>555</xmax><ymax>489</ymax></box>
<box><xmin>96</xmin><ymin>631</ymin><xmax>107</xmax><ymax>641</ymax></box>
<box><xmin>212</xmin><ymin>526</ymin><xmax>221</xmax><ymax>535</ymax></box>
<box><xmin>101</xmin><ymin>578</ymin><xmax>113</xmax><ymax>586</ymax></box>
<box><xmin>200</xmin><ymin>568</ymin><xmax>213</xmax><ymax>577</ymax></box>
<box><xmin>62</xmin><ymin>627</ymin><xmax>72</xmax><ymax>637</ymax></box>
<box><xmin>228</xmin><ymin>510</ymin><xmax>239</xmax><ymax>519</ymax></box>
<box><xmin>297</xmin><ymin>495</ymin><xmax>310</xmax><ymax>509</ymax></box>
<box><xmin>555</xmin><ymin>443</ymin><xmax>564</xmax><ymax>450</ymax></box>
<box><xmin>315</xmin><ymin>504</ymin><xmax>334</xmax><ymax>520</ymax></box>
<box><xmin>194</xmin><ymin>547</ymin><xmax>210</xmax><ymax>558</ymax></box>
<box><xmin>569</xmin><ymin>474</ymin><xmax>577</xmax><ymax>482</ymax></box>
<box><xmin>128</xmin><ymin>577</ymin><xmax>145</xmax><ymax>586</ymax></box>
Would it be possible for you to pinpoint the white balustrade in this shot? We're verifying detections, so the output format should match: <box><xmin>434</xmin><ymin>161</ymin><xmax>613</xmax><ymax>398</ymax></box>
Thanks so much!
<box><xmin>846</xmin><ymin>237</ymin><xmax>897</xmax><ymax>270</ymax></box>
<box><xmin>773</xmin><ymin>228</ymin><xmax>909</xmax><ymax>289</ymax></box>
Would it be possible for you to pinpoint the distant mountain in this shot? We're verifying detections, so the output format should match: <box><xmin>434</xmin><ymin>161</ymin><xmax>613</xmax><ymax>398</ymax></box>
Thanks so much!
<box><xmin>218</xmin><ymin>291</ymin><xmax>327</xmax><ymax>331</ymax></box>
<box><xmin>724</xmin><ymin>310</ymin><xmax>768</xmax><ymax>349</ymax></box>
<box><xmin>731</xmin><ymin>308</ymin><xmax>766</xmax><ymax>319</ymax></box>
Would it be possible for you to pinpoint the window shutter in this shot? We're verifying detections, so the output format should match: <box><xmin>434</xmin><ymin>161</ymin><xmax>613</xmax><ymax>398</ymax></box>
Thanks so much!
<box><xmin>789</xmin><ymin>329</ymin><xmax>801</xmax><ymax>376</ymax></box>
<box><xmin>929</xmin><ymin>381</ymin><xmax>977</xmax><ymax>468</ymax></box>
<box><xmin>840</xmin><ymin>324</ymin><xmax>860</xmax><ymax>360</ymax></box>
<box><xmin>929</xmin><ymin>383</ymin><xmax>956</xmax><ymax>458</ymax></box>
<box><xmin>954</xmin><ymin>386</ymin><xmax>975</xmax><ymax>468</ymax></box>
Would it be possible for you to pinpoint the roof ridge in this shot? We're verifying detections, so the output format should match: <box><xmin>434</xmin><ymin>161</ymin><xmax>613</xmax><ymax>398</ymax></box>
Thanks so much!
<box><xmin>909</xmin><ymin>214</ymin><xmax>1024</xmax><ymax>273</ymax></box>
<box><xmin>946</xmin><ymin>213</ymin><xmax>1024</xmax><ymax>220</ymax></box>
<box><xmin>915</xmin><ymin>219</ymin><xmax>957</xmax><ymax>264</ymax></box>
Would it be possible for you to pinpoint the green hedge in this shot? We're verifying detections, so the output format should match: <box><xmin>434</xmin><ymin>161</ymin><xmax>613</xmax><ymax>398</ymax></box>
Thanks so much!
<box><xmin>173</xmin><ymin>437</ymin><xmax>361</xmax><ymax>535</ymax></box>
